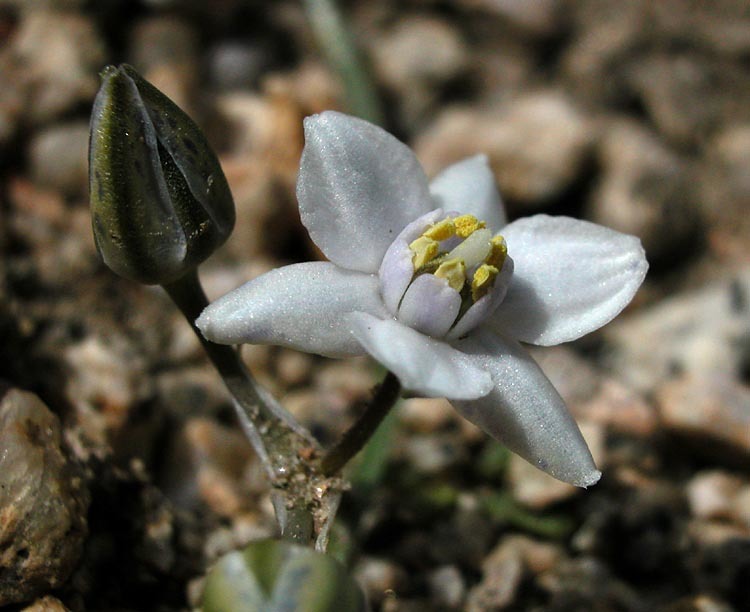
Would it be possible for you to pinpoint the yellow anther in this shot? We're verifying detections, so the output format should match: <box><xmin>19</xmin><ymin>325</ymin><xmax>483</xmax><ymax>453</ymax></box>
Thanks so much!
<box><xmin>409</xmin><ymin>236</ymin><xmax>439</xmax><ymax>269</ymax></box>
<box><xmin>453</xmin><ymin>214</ymin><xmax>486</xmax><ymax>238</ymax></box>
<box><xmin>471</xmin><ymin>264</ymin><xmax>499</xmax><ymax>302</ymax></box>
<box><xmin>423</xmin><ymin>218</ymin><xmax>456</xmax><ymax>241</ymax></box>
<box><xmin>485</xmin><ymin>235</ymin><xmax>508</xmax><ymax>269</ymax></box>
<box><xmin>434</xmin><ymin>258</ymin><xmax>466</xmax><ymax>292</ymax></box>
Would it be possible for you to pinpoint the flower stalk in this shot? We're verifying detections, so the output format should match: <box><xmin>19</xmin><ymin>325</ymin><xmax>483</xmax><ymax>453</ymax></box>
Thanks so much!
<box><xmin>162</xmin><ymin>269</ymin><xmax>322</xmax><ymax>545</ymax></box>
<box><xmin>321</xmin><ymin>371</ymin><xmax>401</xmax><ymax>476</ymax></box>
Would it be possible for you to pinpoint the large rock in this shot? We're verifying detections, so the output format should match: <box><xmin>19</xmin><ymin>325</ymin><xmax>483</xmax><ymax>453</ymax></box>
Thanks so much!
<box><xmin>0</xmin><ymin>388</ymin><xmax>89</xmax><ymax>606</ymax></box>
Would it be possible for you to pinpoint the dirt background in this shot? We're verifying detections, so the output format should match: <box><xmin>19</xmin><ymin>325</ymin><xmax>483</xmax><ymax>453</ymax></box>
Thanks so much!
<box><xmin>1</xmin><ymin>0</ymin><xmax>750</xmax><ymax>610</ymax></box>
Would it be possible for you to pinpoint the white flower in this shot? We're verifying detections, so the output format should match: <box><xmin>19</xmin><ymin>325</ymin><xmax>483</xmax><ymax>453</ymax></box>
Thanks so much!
<box><xmin>197</xmin><ymin>111</ymin><xmax>648</xmax><ymax>487</ymax></box>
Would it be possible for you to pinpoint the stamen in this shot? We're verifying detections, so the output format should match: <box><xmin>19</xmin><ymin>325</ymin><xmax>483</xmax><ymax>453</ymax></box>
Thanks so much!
<box><xmin>454</xmin><ymin>214</ymin><xmax>486</xmax><ymax>238</ymax></box>
<box><xmin>424</xmin><ymin>218</ymin><xmax>456</xmax><ymax>241</ymax></box>
<box><xmin>409</xmin><ymin>236</ymin><xmax>439</xmax><ymax>269</ymax></box>
<box><xmin>434</xmin><ymin>258</ymin><xmax>466</xmax><ymax>292</ymax></box>
<box><xmin>486</xmin><ymin>235</ymin><xmax>508</xmax><ymax>269</ymax></box>
<box><xmin>471</xmin><ymin>264</ymin><xmax>499</xmax><ymax>301</ymax></box>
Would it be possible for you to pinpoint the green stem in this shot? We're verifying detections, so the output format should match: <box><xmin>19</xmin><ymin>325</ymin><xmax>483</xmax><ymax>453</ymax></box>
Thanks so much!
<box><xmin>302</xmin><ymin>0</ymin><xmax>384</xmax><ymax>125</ymax></box>
<box><xmin>162</xmin><ymin>269</ymin><xmax>316</xmax><ymax>545</ymax></box>
<box><xmin>321</xmin><ymin>371</ymin><xmax>401</xmax><ymax>476</ymax></box>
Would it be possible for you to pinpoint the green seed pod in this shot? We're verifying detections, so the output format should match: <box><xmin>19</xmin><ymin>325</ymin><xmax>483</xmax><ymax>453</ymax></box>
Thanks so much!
<box><xmin>89</xmin><ymin>64</ymin><xmax>235</xmax><ymax>284</ymax></box>
<box><xmin>201</xmin><ymin>539</ymin><xmax>367</xmax><ymax>612</ymax></box>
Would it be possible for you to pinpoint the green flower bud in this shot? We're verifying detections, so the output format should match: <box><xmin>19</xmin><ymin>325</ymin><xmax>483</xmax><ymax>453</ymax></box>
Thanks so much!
<box><xmin>89</xmin><ymin>64</ymin><xmax>235</xmax><ymax>284</ymax></box>
<box><xmin>201</xmin><ymin>539</ymin><xmax>367</xmax><ymax>612</ymax></box>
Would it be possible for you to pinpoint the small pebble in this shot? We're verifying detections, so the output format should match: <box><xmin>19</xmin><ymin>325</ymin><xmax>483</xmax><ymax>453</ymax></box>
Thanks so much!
<box><xmin>275</xmin><ymin>348</ymin><xmax>313</xmax><ymax>387</ymax></box>
<box><xmin>466</xmin><ymin>536</ymin><xmax>524</xmax><ymax>611</ymax></box>
<box><xmin>427</xmin><ymin>565</ymin><xmax>465</xmax><ymax>609</ymax></box>
<box><xmin>687</xmin><ymin>471</ymin><xmax>743</xmax><ymax>521</ymax></box>
<box><xmin>12</xmin><ymin>9</ymin><xmax>105</xmax><ymax>123</ymax></box>
<box><xmin>416</xmin><ymin>92</ymin><xmax>593</xmax><ymax>207</ymax></box>
<box><xmin>604</xmin><ymin>270</ymin><xmax>750</xmax><ymax>393</ymax></box>
<box><xmin>353</xmin><ymin>557</ymin><xmax>407</xmax><ymax>606</ymax></box>
<box><xmin>20</xmin><ymin>595</ymin><xmax>70</xmax><ymax>611</ymax></box>
<box><xmin>656</xmin><ymin>374</ymin><xmax>750</xmax><ymax>459</ymax></box>
<box><xmin>589</xmin><ymin>119</ymin><xmax>698</xmax><ymax>261</ymax></box>
<box><xmin>28</xmin><ymin>121</ymin><xmax>89</xmax><ymax>196</ymax></box>
<box><xmin>399</xmin><ymin>397</ymin><xmax>455</xmax><ymax>433</ymax></box>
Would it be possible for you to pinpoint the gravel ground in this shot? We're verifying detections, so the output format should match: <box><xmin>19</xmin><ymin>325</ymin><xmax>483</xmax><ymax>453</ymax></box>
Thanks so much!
<box><xmin>1</xmin><ymin>1</ymin><xmax>749</xmax><ymax>610</ymax></box>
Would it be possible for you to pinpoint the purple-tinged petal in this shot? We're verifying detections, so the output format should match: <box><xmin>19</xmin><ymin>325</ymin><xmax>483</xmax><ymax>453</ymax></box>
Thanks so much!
<box><xmin>297</xmin><ymin>111</ymin><xmax>433</xmax><ymax>273</ymax></box>
<box><xmin>452</xmin><ymin>329</ymin><xmax>600</xmax><ymax>487</ymax></box>
<box><xmin>446</xmin><ymin>256</ymin><xmax>514</xmax><ymax>340</ymax></box>
<box><xmin>429</xmin><ymin>155</ymin><xmax>507</xmax><ymax>232</ymax></box>
<box><xmin>398</xmin><ymin>274</ymin><xmax>461</xmax><ymax>338</ymax></box>
<box><xmin>490</xmin><ymin>215</ymin><xmax>648</xmax><ymax>346</ymax></box>
<box><xmin>197</xmin><ymin>262</ymin><xmax>388</xmax><ymax>358</ymax></box>
<box><xmin>379</xmin><ymin>209</ymin><xmax>444</xmax><ymax>314</ymax></box>
<box><xmin>348</xmin><ymin>312</ymin><xmax>493</xmax><ymax>399</ymax></box>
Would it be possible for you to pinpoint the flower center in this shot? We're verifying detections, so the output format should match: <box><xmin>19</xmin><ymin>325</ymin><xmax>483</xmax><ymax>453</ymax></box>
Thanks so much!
<box><xmin>407</xmin><ymin>214</ymin><xmax>508</xmax><ymax>304</ymax></box>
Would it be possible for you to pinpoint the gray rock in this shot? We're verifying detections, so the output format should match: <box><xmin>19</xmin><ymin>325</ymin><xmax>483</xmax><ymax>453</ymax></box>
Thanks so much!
<box><xmin>0</xmin><ymin>388</ymin><xmax>89</xmax><ymax>606</ymax></box>
<box><xmin>588</xmin><ymin>119</ymin><xmax>699</xmax><ymax>262</ymax></box>
<box><xmin>604</xmin><ymin>270</ymin><xmax>750</xmax><ymax>393</ymax></box>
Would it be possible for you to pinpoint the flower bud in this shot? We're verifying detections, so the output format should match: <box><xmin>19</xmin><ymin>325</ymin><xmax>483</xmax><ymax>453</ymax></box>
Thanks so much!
<box><xmin>201</xmin><ymin>539</ymin><xmax>367</xmax><ymax>612</ymax></box>
<box><xmin>89</xmin><ymin>64</ymin><xmax>235</xmax><ymax>284</ymax></box>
